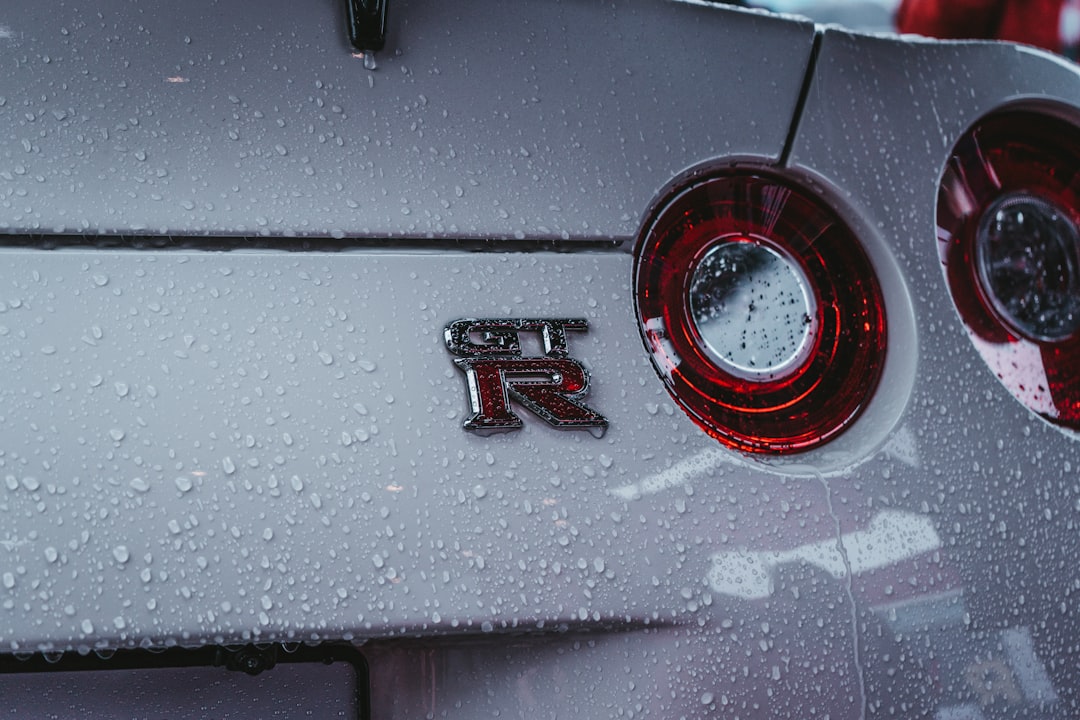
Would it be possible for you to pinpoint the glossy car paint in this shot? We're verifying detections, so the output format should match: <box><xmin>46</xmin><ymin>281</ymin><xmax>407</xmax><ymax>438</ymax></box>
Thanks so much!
<box><xmin>1</xmin><ymin>1</ymin><xmax>1079</xmax><ymax>718</ymax></box>
<box><xmin>0</xmin><ymin>0</ymin><xmax>812</xmax><ymax>239</ymax></box>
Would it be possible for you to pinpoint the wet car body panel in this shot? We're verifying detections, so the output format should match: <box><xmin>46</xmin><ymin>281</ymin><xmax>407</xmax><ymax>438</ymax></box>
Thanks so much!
<box><xmin>784</xmin><ymin>31</ymin><xmax>1080</xmax><ymax>713</ymax></box>
<box><xmin>2</xmin><ymin>2</ymin><xmax>1080</xmax><ymax>719</ymax></box>
<box><xmin>0</xmin><ymin>0</ymin><xmax>812</xmax><ymax>240</ymax></box>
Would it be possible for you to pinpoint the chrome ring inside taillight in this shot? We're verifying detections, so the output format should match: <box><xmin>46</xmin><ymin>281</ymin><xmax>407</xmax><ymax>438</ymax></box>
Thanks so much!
<box><xmin>687</xmin><ymin>236</ymin><xmax>820</xmax><ymax>381</ymax></box>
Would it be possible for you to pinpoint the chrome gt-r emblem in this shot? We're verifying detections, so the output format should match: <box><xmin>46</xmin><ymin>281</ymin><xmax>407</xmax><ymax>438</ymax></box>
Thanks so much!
<box><xmin>445</xmin><ymin>318</ymin><xmax>608</xmax><ymax>432</ymax></box>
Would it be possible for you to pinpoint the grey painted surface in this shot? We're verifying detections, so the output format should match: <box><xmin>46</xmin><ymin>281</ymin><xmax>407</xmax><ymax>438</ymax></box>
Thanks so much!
<box><xmin>0</xmin><ymin>0</ymin><xmax>812</xmax><ymax>241</ymax></box>
<box><xmin>0</xmin><ymin>250</ymin><xmax>692</xmax><ymax>645</ymax></box>
<box><xmin>2</xmin><ymin>2</ymin><xmax>1080</xmax><ymax>718</ymax></box>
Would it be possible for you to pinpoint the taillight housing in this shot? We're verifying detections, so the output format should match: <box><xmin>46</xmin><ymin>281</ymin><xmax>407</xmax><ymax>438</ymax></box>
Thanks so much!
<box><xmin>938</xmin><ymin>109</ymin><xmax>1080</xmax><ymax>429</ymax></box>
<box><xmin>634</xmin><ymin>173</ymin><xmax>887</xmax><ymax>454</ymax></box>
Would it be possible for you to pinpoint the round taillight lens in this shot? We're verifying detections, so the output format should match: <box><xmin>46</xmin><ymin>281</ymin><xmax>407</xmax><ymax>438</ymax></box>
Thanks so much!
<box><xmin>975</xmin><ymin>192</ymin><xmax>1080</xmax><ymax>342</ymax></box>
<box><xmin>634</xmin><ymin>173</ymin><xmax>887</xmax><ymax>454</ymax></box>
<box><xmin>938</xmin><ymin>110</ymin><xmax>1080</xmax><ymax>428</ymax></box>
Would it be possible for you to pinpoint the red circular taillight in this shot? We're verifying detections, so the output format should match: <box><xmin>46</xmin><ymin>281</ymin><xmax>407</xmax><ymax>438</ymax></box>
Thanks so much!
<box><xmin>938</xmin><ymin>110</ymin><xmax>1080</xmax><ymax>429</ymax></box>
<box><xmin>634</xmin><ymin>173</ymin><xmax>887</xmax><ymax>454</ymax></box>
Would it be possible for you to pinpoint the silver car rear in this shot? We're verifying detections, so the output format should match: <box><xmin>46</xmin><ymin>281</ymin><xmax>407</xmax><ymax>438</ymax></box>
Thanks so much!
<box><xmin>1</xmin><ymin>1</ymin><xmax>1079</xmax><ymax>717</ymax></box>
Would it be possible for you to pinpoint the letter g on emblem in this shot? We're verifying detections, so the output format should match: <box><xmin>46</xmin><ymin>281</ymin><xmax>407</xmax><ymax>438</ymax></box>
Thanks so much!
<box><xmin>445</xmin><ymin>318</ymin><xmax>608</xmax><ymax>432</ymax></box>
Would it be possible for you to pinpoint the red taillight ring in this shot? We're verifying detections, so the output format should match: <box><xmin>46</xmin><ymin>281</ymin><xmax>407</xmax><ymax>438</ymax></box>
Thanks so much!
<box><xmin>634</xmin><ymin>173</ymin><xmax>887</xmax><ymax>454</ymax></box>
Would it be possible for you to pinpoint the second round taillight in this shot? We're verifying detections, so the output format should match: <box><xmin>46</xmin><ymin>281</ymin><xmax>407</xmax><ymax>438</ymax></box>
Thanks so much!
<box><xmin>634</xmin><ymin>173</ymin><xmax>887</xmax><ymax>454</ymax></box>
<box><xmin>938</xmin><ymin>109</ymin><xmax>1080</xmax><ymax>429</ymax></box>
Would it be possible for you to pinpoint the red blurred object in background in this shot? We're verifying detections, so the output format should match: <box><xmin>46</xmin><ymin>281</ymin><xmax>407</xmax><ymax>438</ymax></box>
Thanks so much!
<box><xmin>896</xmin><ymin>0</ymin><xmax>1080</xmax><ymax>58</ymax></box>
